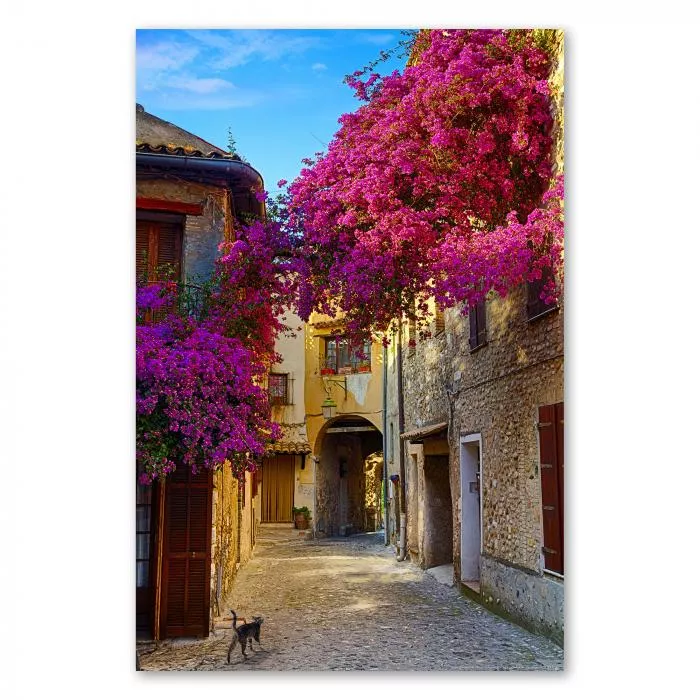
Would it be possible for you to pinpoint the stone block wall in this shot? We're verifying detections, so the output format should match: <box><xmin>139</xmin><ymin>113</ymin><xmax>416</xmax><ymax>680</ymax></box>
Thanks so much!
<box><xmin>210</xmin><ymin>469</ymin><xmax>259</xmax><ymax>626</ymax></box>
<box><xmin>480</xmin><ymin>555</ymin><xmax>564</xmax><ymax>646</ymax></box>
<box><xmin>397</xmin><ymin>281</ymin><xmax>563</xmax><ymax>643</ymax></box>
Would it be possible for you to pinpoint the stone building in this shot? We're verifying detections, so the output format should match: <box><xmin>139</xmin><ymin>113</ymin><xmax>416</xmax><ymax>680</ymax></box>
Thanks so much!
<box><xmin>385</xmin><ymin>32</ymin><xmax>565</xmax><ymax>645</ymax></box>
<box><xmin>135</xmin><ymin>104</ymin><xmax>264</xmax><ymax>640</ymax></box>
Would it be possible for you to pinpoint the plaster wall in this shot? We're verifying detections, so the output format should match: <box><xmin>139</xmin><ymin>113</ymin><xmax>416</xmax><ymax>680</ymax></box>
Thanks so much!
<box><xmin>304</xmin><ymin>313</ymin><xmax>384</xmax><ymax>535</ymax></box>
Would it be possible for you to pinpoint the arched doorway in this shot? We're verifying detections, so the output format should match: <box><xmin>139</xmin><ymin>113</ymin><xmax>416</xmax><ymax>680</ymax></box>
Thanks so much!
<box><xmin>313</xmin><ymin>415</ymin><xmax>383</xmax><ymax>537</ymax></box>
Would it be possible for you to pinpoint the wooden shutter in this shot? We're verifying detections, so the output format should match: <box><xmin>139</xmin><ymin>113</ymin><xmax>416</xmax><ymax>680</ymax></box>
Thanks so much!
<box><xmin>160</xmin><ymin>468</ymin><xmax>212</xmax><ymax>638</ymax></box>
<box><xmin>527</xmin><ymin>268</ymin><xmax>557</xmax><ymax>320</ymax></box>
<box><xmin>155</xmin><ymin>222</ymin><xmax>182</xmax><ymax>281</ymax></box>
<box><xmin>434</xmin><ymin>305</ymin><xmax>445</xmax><ymax>334</ymax></box>
<box><xmin>538</xmin><ymin>403</ymin><xmax>564</xmax><ymax>574</ymax></box>
<box><xmin>136</xmin><ymin>214</ymin><xmax>183</xmax><ymax>283</ymax></box>
<box><xmin>136</xmin><ymin>220</ymin><xmax>151</xmax><ymax>284</ymax></box>
<box><xmin>476</xmin><ymin>300</ymin><xmax>487</xmax><ymax>347</ymax></box>
<box><xmin>469</xmin><ymin>300</ymin><xmax>487</xmax><ymax>350</ymax></box>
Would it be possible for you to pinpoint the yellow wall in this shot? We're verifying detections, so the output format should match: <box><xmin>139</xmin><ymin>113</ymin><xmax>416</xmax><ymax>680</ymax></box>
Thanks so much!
<box><xmin>304</xmin><ymin>313</ymin><xmax>384</xmax><ymax>497</ymax></box>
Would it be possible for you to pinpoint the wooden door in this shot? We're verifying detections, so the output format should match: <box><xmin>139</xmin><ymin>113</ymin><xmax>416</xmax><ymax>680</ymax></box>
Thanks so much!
<box><xmin>160</xmin><ymin>468</ymin><xmax>213</xmax><ymax>638</ymax></box>
<box><xmin>261</xmin><ymin>455</ymin><xmax>295</xmax><ymax>522</ymax></box>
<box><xmin>538</xmin><ymin>403</ymin><xmax>564</xmax><ymax>574</ymax></box>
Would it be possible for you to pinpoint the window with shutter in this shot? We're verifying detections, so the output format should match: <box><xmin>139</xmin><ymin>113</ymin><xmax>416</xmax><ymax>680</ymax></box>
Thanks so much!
<box><xmin>468</xmin><ymin>300</ymin><xmax>487</xmax><ymax>351</ymax></box>
<box><xmin>434</xmin><ymin>304</ymin><xmax>445</xmax><ymax>335</ymax></box>
<box><xmin>537</xmin><ymin>402</ymin><xmax>564</xmax><ymax>575</ymax></box>
<box><xmin>407</xmin><ymin>317</ymin><xmax>416</xmax><ymax>356</ymax></box>
<box><xmin>136</xmin><ymin>211</ymin><xmax>184</xmax><ymax>284</ymax></box>
<box><xmin>527</xmin><ymin>267</ymin><xmax>557</xmax><ymax>320</ymax></box>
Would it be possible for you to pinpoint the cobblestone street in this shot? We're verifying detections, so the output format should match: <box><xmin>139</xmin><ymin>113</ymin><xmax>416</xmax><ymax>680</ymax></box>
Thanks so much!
<box><xmin>138</xmin><ymin>525</ymin><xmax>564</xmax><ymax>672</ymax></box>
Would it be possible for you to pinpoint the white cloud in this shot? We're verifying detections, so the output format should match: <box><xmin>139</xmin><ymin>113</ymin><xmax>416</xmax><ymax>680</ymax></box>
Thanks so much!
<box><xmin>136</xmin><ymin>30</ymin><xmax>321</xmax><ymax>112</ymax></box>
<box><xmin>312</xmin><ymin>62</ymin><xmax>327</xmax><ymax>72</ymax></box>
<box><xmin>356</xmin><ymin>32</ymin><xmax>396</xmax><ymax>46</ymax></box>
<box><xmin>137</xmin><ymin>41</ymin><xmax>199</xmax><ymax>74</ymax></box>
<box><xmin>162</xmin><ymin>74</ymin><xmax>235</xmax><ymax>95</ymax></box>
<box><xmin>185</xmin><ymin>30</ymin><xmax>321</xmax><ymax>71</ymax></box>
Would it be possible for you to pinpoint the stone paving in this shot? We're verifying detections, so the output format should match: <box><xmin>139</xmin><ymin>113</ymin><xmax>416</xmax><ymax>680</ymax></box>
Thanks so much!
<box><xmin>138</xmin><ymin>525</ymin><xmax>564</xmax><ymax>672</ymax></box>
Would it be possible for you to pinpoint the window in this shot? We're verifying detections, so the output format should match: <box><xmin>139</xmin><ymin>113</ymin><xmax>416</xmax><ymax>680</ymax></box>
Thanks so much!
<box><xmin>434</xmin><ymin>304</ymin><xmax>445</xmax><ymax>335</ymax></box>
<box><xmin>268</xmin><ymin>373</ymin><xmax>292</xmax><ymax>405</ymax></box>
<box><xmin>527</xmin><ymin>267</ymin><xmax>557</xmax><ymax>320</ymax></box>
<box><xmin>537</xmin><ymin>402</ymin><xmax>564</xmax><ymax>575</ymax></box>
<box><xmin>407</xmin><ymin>317</ymin><xmax>416</xmax><ymax>356</ymax></box>
<box><xmin>136</xmin><ymin>211</ymin><xmax>184</xmax><ymax>284</ymax></box>
<box><xmin>321</xmin><ymin>337</ymin><xmax>371</xmax><ymax>374</ymax></box>
<box><xmin>468</xmin><ymin>300</ymin><xmax>487</xmax><ymax>351</ymax></box>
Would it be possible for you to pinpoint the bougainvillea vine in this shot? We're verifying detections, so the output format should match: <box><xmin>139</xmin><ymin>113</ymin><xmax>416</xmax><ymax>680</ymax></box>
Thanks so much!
<box><xmin>286</xmin><ymin>29</ymin><xmax>564</xmax><ymax>340</ymax></box>
<box><xmin>136</xmin><ymin>218</ymin><xmax>295</xmax><ymax>484</ymax></box>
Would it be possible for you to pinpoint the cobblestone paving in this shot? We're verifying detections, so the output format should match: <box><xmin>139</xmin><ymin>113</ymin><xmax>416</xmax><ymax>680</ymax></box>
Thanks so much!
<box><xmin>138</xmin><ymin>526</ymin><xmax>564</xmax><ymax>672</ymax></box>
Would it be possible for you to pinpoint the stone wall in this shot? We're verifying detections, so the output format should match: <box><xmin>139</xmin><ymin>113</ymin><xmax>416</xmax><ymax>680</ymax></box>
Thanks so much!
<box><xmin>398</xmin><ymin>290</ymin><xmax>564</xmax><ymax>642</ymax></box>
<box><xmin>314</xmin><ymin>433</ymin><xmax>366</xmax><ymax>537</ymax></box>
<box><xmin>210</xmin><ymin>469</ymin><xmax>259</xmax><ymax>627</ymax></box>
<box><xmin>398</xmin><ymin>281</ymin><xmax>564</xmax><ymax>642</ymax></box>
<box><xmin>480</xmin><ymin>555</ymin><xmax>564</xmax><ymax>646</ymax></box>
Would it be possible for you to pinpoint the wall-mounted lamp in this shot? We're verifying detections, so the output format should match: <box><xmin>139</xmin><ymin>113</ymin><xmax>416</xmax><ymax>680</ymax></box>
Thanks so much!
<box><xmin>322</xmin><ymin>396</ymin><xmax>337</xmax><ymax>420</ymax></box>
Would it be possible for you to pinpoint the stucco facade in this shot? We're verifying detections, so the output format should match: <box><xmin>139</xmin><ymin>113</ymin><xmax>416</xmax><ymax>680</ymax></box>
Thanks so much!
<box><xmin>304</xmin><ymin>312</ymin><xmax>384</xmax><ymax>537</ymax></box>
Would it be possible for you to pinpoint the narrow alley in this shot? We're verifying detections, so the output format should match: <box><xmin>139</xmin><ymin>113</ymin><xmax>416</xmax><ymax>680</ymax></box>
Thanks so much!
<box><xmin>138</xmin><ymin>525</ymin><xmax>564</xmax><ymax>671</ymax></box>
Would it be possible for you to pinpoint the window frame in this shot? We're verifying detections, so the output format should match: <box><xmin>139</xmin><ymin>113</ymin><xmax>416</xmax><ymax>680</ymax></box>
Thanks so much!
<box><xmin>527</xmin><ymin>268</ymin><xmax>558</xmax><ymax>322</ymax></box>
<box><xmin>268</xmin><ymin>373</ymin><xmax>292</xmax><ymax>406</ymax></box>
<box><xmin>320</xmin><ymin>336</ymin><xmax>372</xmax><ymax>374</ymax></box>
<box><xmin>468</xmin><ymin>299</ymin><xmax>487</xmax><ymax>352</ymax></box>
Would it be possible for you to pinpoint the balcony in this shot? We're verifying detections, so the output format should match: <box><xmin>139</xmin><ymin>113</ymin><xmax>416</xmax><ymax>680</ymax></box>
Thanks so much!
<box><xmin>319</xmin><ymin>356</ymin><xmax>371</xmax><ymax>376</ymax></box>
<box><xmin>137</xmin><ymin>282</ymin><xmax>208</xmax><ymax>323</ymax></box>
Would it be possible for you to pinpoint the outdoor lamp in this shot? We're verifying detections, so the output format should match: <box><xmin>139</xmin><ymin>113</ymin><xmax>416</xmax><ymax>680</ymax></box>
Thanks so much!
<box><xmin>322</xmin><ymin>396</ymin><xmax>337</xmax><ymax>420</ymax></box>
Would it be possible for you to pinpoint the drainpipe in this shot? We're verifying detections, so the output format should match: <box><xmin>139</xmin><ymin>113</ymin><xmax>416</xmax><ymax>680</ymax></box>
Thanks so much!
<box><xmin>236</xmin><ymin>480</ymin><xmax>242</xmax><ymax>569</ymax></box>
<box><xmin>382</xmin><ymin>343</ymin><xmax>389</xmax><ymax>545</ymax></box>
<box><xmin>396</xmin><ymin>324</ymin><xmax>408</xmax><ymax>562</ymax></box>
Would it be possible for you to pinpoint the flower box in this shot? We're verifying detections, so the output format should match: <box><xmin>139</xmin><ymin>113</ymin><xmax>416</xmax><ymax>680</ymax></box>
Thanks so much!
<box><xmin>320</xmin><ymin>368</ymin><xmax>335</xmax><ymax>375</ymax></box>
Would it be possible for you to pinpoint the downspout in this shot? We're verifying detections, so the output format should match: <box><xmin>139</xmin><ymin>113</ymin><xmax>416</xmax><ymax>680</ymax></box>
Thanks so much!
<box><xmin>236</xmin><ymin>480</ymin><xmax>242</xmax><ymax>569</ymax></box>
<box><xmin>382</xmin><ymin>343</ymin><xmax>389</xmax><ymax>545</ymax></box>
<box><xmin>396</xmin><ymin>324</ymin><xmax>408</xmax><ymax>562</ymax></box>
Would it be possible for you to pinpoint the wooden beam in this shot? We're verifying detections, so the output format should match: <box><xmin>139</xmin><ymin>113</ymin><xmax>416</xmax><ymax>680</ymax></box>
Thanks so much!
<box><xmin>137</xmin><ymin>197</ymin><xmax>204</xmax><ymax>216</ymax></box>
<box><xmin>326</xmin><ymin>426</ymin><xmax>379</xmax><ymax>434</ymax></box>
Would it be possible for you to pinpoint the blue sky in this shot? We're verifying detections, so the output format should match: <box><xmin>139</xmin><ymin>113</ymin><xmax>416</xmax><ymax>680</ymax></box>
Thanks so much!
<box><xmin>136</xmin><ymin>29</ymin><xmax>411</xmax><ymax>195</ymax></box>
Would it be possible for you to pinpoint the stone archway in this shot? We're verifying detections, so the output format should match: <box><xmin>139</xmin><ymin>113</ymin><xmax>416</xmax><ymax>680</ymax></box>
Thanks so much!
<box><xmin>313</xmin><ymin>416</ymin><xmax>382</xmax><ymax>537</ymax></box>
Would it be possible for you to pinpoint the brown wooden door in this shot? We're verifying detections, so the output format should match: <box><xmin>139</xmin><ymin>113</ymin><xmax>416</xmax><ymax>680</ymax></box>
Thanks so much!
<box><xmin>261</xmin><ymin>455</ymin><xmax>295</xmax><ymax>522</ymax></box>
<box><xmin>538</xmin><ymin>403</ymin><xmax>564</xmax><ymax>574</ymax></box>
<box><xmin>160</xmin><ymin>468</ymin><xmax>213</xmax><ymax>638</ymax></box>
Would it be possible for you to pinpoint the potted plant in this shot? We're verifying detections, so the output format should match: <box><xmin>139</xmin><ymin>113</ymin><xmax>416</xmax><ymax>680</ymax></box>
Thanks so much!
<box><xmin>292</xmin><ymin>506</ymin><xmax>311</xmax><ymax>529</ymax></box>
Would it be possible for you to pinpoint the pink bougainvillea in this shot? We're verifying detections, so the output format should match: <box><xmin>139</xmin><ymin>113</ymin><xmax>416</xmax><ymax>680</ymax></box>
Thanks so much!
<box><xmin>136</xmin><ymin>219</ymin><xmax>295</xmax><ymax>484</ymax></box>
<box><xmin>287</xmin><ymin>29</ymin><xmax>564</xmax><ymax>339</ymax></box>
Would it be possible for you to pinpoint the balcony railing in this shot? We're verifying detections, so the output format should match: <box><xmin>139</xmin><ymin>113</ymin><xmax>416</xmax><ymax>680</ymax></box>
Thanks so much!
<box><xmin>138</xmin><ymin>282</ymin><xmax>209</xmax><ymax>323</ymax></box>
<box><xmin>319</xmin><ymin>357</ymin><xmax>371</xmax><ymax>376</ymax></box>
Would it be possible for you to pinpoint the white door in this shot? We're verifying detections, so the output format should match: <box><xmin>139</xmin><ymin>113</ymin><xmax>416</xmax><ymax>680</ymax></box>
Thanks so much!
<box><xmin>460</xmin><ymin>437</ymin><xmax>482</xmax><ymax>582</ymax></box>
